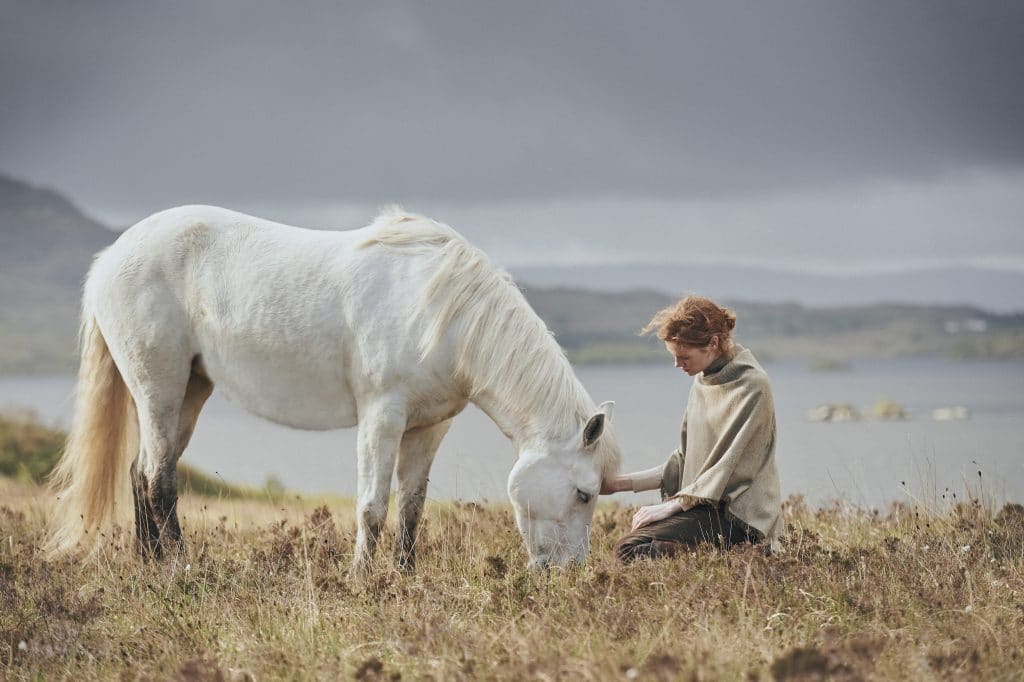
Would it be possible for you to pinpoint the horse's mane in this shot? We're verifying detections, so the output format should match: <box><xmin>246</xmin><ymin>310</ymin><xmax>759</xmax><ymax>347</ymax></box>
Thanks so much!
<box><xmin>360</xmin><ymin>207</ymin><xmax>620</xmax><ymax>476</ymax></box>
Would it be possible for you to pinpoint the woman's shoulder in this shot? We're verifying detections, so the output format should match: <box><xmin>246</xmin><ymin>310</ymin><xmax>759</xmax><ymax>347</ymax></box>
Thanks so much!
<box><xmin>734</xmin><ymin>347</ymin><xmax>770</xmax><ymax>381</ymax></box>
<box><xmin>699</xmin><ymin>345</ymin><xmax>771</xmax><ymax>390</ymax></box>
<box><xmin>716</xmin><ymin>351</ymin><xmax>775</xmax><ymax>413</ymax></box>
<box><xmin>734</xmin><ymin>362</ymin><xmax>772</xmax><ymax>396</ymax></box>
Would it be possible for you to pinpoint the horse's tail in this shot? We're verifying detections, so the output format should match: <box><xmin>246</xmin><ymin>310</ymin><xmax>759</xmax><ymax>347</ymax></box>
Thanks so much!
<box><xmin>46</xmin><ymin>312</ymin><xmax>138</xmax><ymax>557</ymax></box>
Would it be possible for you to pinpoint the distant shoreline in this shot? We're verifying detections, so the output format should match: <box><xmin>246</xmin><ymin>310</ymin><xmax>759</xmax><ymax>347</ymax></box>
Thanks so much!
<box><xmin>3</xmin><ymin>348</ymin><xmax>1024</xmax><ymax>380</ymax></box>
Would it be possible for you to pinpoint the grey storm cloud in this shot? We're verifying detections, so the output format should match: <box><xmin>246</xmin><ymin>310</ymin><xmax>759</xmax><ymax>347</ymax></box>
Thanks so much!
<box><xmin>2</xmin><ymin>0</ymin><xmax>1023</xmax><ymax>211</ymax></box>
<box><xmin>1</xmin><ymin>1</ymin><xmax>1023</xmax><ymax>283</ymax></box>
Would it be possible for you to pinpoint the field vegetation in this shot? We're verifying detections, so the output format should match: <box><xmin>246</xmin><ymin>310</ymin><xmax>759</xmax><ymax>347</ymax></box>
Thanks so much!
<box><xmin>0</xmin><ymin>412</ymin><xmax>260</xmax><ymax>500</ymax></box>
<box><xmin>2</xmin><ymin>414</ymin><xmax>1023</xmax><ymax>679</ymax></box>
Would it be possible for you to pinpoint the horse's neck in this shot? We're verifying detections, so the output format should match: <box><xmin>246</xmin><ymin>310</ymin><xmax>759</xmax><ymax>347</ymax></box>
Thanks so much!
<box><xmin>472</xmin><ymin>391</ymin><xmax>531</xmax><ymax>450</ymax></box>
<box><xmin>471</xmin><ymin>379</ymin><xmax>584</xmax><ymax>453</ymax></box>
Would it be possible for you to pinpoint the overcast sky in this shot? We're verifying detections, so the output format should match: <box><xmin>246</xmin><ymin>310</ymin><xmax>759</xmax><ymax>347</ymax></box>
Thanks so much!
<box><xmin>2</xmin><ymin>1</ymin><xmax>1022</xmax><ymax>272</ymax></box>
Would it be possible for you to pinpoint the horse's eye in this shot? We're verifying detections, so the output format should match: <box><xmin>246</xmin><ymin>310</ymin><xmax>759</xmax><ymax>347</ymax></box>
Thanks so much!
<box><xmin>576</xmin><ymin>489</ymin><xmax>592</xmax><ymax>504</ymax></box>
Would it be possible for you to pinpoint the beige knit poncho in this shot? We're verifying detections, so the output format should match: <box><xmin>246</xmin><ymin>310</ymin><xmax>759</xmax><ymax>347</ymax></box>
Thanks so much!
<box><xmin>666</xmin><ymin>345</ymin><xmax>783</xmax><ymax>549</ymax></box>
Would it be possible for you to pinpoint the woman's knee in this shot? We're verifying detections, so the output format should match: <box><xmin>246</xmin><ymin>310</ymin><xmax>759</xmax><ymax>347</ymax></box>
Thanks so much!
<box><xmin>616</xmin><ymin>537</ymin><xmax>685</xmax><ymax>563</ymax></box>
<box><xmin>615</xmin><ymin>535</ymin><xmax>648</xmax><ymax>564</ymax></box>
<box><xmin>615</xmin><ymin>540</ymin><xmax>635</xmax><ymax>564</ymax></box>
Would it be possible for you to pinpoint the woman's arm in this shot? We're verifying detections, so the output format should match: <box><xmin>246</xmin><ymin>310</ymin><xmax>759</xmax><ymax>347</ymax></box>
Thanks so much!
<box><xmin>600</xmin><ymin>464</ymin><xmax>665</xmax><ymax>494</ymax></box>
<box><xmin>629</xmin><ymin>465</ymin><xmax>666</xmax><ymax>492</ymax></box>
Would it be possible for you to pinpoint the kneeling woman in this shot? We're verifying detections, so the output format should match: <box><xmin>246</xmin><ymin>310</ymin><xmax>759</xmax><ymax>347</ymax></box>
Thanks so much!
<box><xmin>602</xmin><ymin>296</ymin><xmax>783</xmax><ymax>561</ymax></box>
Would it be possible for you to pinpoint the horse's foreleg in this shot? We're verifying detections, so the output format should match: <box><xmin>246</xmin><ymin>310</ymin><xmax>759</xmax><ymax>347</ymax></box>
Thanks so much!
<box><xmin>393</xmin><ymin>420</ymin><xmax>451</xmax><ymax>572</ymax></box>
<box><xmin>351</xmin><ymin>398</ymin><xmax>407</xmax><ymax>578</ymax></box>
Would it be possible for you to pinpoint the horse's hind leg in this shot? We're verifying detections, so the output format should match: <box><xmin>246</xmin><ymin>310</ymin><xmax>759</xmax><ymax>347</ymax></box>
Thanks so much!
<box><xmin>130</xmin><ymin>458</ymin><xmax>161</xmax><ymax>557</ymax></box>
<box><xmin>131</xmin><ymin>404</ymin><xmax>185</xmax><ymax>559</ymax></box>
<box><xmin>135</xmin><ymin>362</ymin><xmax>213</xmax><ymax>559</ymax></box>
<box><xmin>121</xmin><ymin>351</ymin><xmax>207</xmax><ymax>560</ymax></box>
<box><xmin>173</xmin><ymin>361</ymin><xmax>214</xmax><ymax>466</ymax></box>
<box><xmin>351</xmin><ymin>397</ymin><xmax>407</xmax><ymax>578</ymax></box>
<box><xmin>393</xmin><ymin>420</ymin><xmax>451</xmax><ymax>572</ymax></box>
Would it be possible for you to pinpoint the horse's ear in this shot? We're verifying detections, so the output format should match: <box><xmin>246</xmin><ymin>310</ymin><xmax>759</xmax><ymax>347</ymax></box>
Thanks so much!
<box><xmin>582</xmin><ymin>401</ymin><xmax>615</xmax><ymax>450</ymax></box>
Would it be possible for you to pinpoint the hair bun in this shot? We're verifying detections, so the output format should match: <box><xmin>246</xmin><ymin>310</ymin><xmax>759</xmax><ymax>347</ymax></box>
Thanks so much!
<box><xmin>723</xmin><ymin>308</ymin><xmax>737</xmax><ymax>331</ymax></box>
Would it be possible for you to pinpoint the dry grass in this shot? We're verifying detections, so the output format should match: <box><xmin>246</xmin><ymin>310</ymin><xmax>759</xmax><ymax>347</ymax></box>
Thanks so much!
<box><xmin>1</xmin><ymin>481</ymin><xmax>1023</xmax><ymax>681</ymax></box>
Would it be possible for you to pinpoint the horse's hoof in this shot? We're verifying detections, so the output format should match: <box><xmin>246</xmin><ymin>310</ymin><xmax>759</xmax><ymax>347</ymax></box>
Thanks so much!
<box><xmin>347</xmin><ymin>560</ymin><xmax>372</xmax><ymax>583</ymax></box>
<box><xmin>135</xmin><ymin>538</ymin><xmax>161</xmax><ymax>561</ymax></box>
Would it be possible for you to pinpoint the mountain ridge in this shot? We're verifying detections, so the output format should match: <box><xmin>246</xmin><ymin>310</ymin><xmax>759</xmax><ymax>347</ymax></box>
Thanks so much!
<box><xmin>512</xmin><ymin>262</ymin><xmax>1024</xmax><ymax>313</ymax></box>
<box><xmin>1</xmin><ymin>174</ymin><xmax>1021</xmax><ymax>373</ymax></box>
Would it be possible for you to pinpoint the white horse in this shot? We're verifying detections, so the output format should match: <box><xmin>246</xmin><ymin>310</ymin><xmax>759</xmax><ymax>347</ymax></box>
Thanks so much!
<box><xmin>47</xmin><ymin>205</ymin><xmax>620</xmax><ymax>571</ymax></box>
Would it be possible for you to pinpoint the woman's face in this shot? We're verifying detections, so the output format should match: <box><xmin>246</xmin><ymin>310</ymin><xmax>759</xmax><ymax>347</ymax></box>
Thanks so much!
<box><xmin>665</xmin><ymin>339</ymin><xmax>719</xmax><ymax>376</ymax></box>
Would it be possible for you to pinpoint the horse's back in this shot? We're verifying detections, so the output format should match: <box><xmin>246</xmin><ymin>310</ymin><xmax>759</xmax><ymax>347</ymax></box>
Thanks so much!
<box><xmin>87</xmin><ymin>206</ymin><xmax>461</xmax><ymax>430</ymax></box>
<box><xmin>90</xmin><ymin>205</ymin><xmax>369</xmax><ymax>342</ymax></box>
<box><xmin>103</xmin><ymin>204</ymin><xmax>363</xmax><ymax>265</ymax></box>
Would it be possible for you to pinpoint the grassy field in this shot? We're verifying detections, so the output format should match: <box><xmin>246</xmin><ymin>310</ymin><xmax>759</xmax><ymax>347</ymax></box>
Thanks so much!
<box><xmin>2</xmin><ymin>475</ymin><xmax>1023</xmax><ymax>681</ymax></box>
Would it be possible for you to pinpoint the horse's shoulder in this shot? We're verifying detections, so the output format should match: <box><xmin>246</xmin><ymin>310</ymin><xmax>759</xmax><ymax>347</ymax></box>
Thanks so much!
<box><xmin>364</xmin><ymin>206</ymin><xmax>462</xmax><ymax>247</ymax></box>
<box><xmin>369</xmin><ymin>205</ymin><xmax>434</xmax><ymax>228</ymax></box>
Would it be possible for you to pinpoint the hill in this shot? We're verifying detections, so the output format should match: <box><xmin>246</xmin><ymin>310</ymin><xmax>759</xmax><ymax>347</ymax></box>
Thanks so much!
<box><xmin>514</xmin><ymin>262</ymin><xmax>1024</xmax><ymax>314</ymax></box>
<box><xmin>0</xmin><ymin>175</ymin><xmax>116</xmax><ymax>373</ymax></box>
<box><xmin>0</xmin><ymin>174</ymin><xmax>1021</xmax><ymax>374</ymax></box>
<box><xmin>525</xmin><ymin>287</ymin><xmax>1024</xmax><ymax>364</ymax></box>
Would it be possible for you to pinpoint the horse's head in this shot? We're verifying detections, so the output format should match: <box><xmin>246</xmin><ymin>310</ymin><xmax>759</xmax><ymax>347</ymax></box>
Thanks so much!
<box><xmin>507</xmin><ymin>401</ymin><xmax>615</xmax><ymax>569</ymax></box>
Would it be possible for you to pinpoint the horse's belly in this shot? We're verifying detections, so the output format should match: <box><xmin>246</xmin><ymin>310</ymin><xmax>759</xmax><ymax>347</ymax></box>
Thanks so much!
<box><xmin>203</xmin><ymin>355</ymin><xmax>358</xmax><ymax>431</ymax></box>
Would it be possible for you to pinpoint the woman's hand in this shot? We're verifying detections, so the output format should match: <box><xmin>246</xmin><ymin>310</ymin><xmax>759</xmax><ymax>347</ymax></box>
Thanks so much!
<box><xmin>631</xmin><ymin>499</ymin><xmax>683</xmax><ymax>530</ymax></box>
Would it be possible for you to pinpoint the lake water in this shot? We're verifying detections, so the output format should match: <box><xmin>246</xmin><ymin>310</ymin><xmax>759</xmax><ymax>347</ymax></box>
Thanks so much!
<box><xmin>2</xmin><ymin>359</ymin><xmax>1022</xmax><ymax>509</ymax></box>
